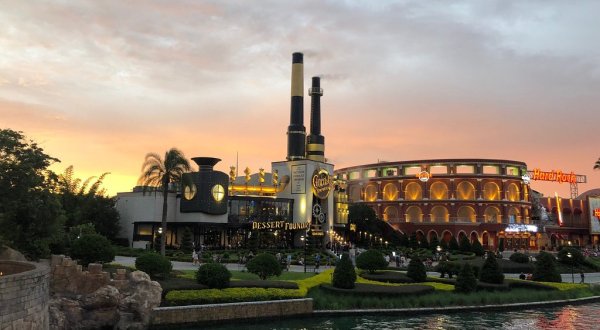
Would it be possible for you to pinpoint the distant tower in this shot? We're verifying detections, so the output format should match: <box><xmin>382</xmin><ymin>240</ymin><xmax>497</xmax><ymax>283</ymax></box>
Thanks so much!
<box><xmin>286</xmin><ymin>52</ymin><xmax>306</xmax><ymax>161</ymax></box>
<box><xmin>306</xmin><ymin>76</ymin><xmax>325</xmax><ymax>162</ymax></box>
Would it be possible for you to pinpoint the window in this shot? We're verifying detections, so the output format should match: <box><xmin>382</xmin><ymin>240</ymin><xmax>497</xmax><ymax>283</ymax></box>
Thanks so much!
<box><xmin>383</xmin><ymin>206</ymin><xmax>398</xmax><ymax>222</ymax></box>
<box><xmin>457</xmin><ymin>206</ymin><xmax>476</xmax><ymax>223</ymax></box>
<box><xmin>483</xmin><ymin>165</ymin><xmax>499</xmax><ymax>174</ymax></box>
<box><xmin>484</xmin><ymin>206</ymin><xmax>501</xmax><ymax>223</ymax></box>
<box><xmin>405</xmin><ymin>206</ymin><xmax>422</xmax><ymax>223</ymax></box>
<box><xmin>483</xmin><ymin>182</ymin><xmax>500</xmax><ymax>201</ymax></box>
<box><xmin>365</xmin><ymin>184</ymin><xmax>378</xmax><ymax>201</ymax></box>
<box><xmin>506</xmin><ymin>166</ymin><xmax>519</xmax><ymax>176</ymax></box>
<box><xmin>506</xmin><ymin>183</ymin><xmax>520</xmax><ymax>201</ymax></box>
<box><xmin>349</xmin><ymin>171</ymin><xmax>360</xmax><ymax>180</ymax></box>
<box><xmin>430</xmin><ymin>165</ymin><xmax>448</xmax><ymax>174</ymax></box>
<box><xmin>456</xmin><ymin>165</ymin><xmax>475</xmax><ymax>174</ymax></box>
<box><xmin>430</xmin><ymin>206</ymin><xmax>448</xmax><ymax>223</ymax></box>
<box><xmin>404</xmin><ymin>166</ymin><xmax>421</xmax><ymax>175</ymax></box>
<box><xmin>364</xmin><ymin>169</ymin><xmax>377</xmax><ymax>178</ymax></box>
<box><xmin>456</xmin><ymin>181</ymin><xmax>475</xmax><ymax>200</ymax></box>
<box><xmin>382</xmin><ymin>167</ymin><xmax>398</xmax><ymax>176</ymax></box>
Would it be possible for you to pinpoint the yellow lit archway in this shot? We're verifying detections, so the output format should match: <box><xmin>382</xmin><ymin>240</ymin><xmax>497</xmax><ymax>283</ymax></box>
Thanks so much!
<box><xmin>405</xmin><ymin>182</ymin><xmax>422</xmax><ymax>201</ymax></box>
<box><xmin>430</xmin><ymin>205</ymin><xmax>449</xmax><ymax>223</ymax></box>
<box><xmin>429</xmin><ymin>182</ymin><xmax>448</xmax><ymax>200</ymax></box>
<box><xmin>365</xmin><ymin>184</ymin><xmax>378</xmax><ymax>202</ymax></box>
<box><xmin>405</xmin><ymin>206</ymin><xmax>422</xmax><ymax>223</ymax></box>
<box><xmin>483</xmin><ymin>182</ymin><xmax>500</xmax><ymax>201</ymax></box>
<box><xmin>456</xmin><ymin>181</ymin><xmax>475</xmax><ymax>200</ymax></box>
<box><xmin>484</xmin><ymin>206</ymin><xmax>501</xmax><ymax>223</ymax></box>
<box><xmin>383</xmin><ymin>183</ymin><xmax>399</xmax><ymax>201</ymax></box>
<box><xmin>457</xmin><ymin>206</ymin><xmax>476</xmax><ymax>223</ymax></box>
<box><xmin>507</xmin><ymin>183</ymin><xmax>520</xmax><ymax>202</ymax></box>
<box><xmin>383</xmin><ymin>206</ymin><xmax>398</xmax><ymax>222</ymax></box>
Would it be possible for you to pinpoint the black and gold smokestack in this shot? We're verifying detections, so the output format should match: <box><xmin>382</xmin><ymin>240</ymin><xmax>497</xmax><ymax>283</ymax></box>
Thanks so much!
<box><xmin>307</xmin><ymin>76</ymin><xmax>325</xmax><ymax>162</ymax></box>
<box><xmin>286</xmin><ymin>52</ymin><xmax>306</xmax><ymax>161</ymax></box>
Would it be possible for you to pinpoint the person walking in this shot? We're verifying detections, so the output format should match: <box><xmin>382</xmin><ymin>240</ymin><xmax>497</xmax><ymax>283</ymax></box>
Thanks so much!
<box><xmin>580</xmin><ymin>271</ymin><xmax>585</xmax><ymax>284</ymax></box>
<box><xmin>192</xmin><ymin>249</ymin><xmax>199</xmax><ymax>265</ymax></box>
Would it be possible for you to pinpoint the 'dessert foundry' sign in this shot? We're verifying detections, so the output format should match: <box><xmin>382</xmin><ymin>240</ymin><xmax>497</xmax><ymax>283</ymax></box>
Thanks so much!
<box><xmin>312</xmin><ymin>168</ymin><xmax>332</xmax><ymax>199</ymax></box>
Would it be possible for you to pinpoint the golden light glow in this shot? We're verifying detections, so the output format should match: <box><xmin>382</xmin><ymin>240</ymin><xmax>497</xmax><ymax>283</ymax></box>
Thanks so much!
<box><xmin>212</xmin><ymin>184</ymin><xmax>225</xmax><ymax>201</ymax></box>
<box><xmin>405</xmin><ymin>182</ymin><xmax>422</xmax><ymax>201</ymax></box>
<box><xmin>365</xmin><ymin>184</ymin><xmax>378</xmax><ymax>202</ymax></box>
<box><xmin>429</xmin><ymin>181</ymin><xmax>448</xmax><ymax>200</ymax></box>
<box><xmin>507</xmin><ymin>183</ymin><xmax>520</xmax><ymax>201</ymax></box>
<box><xmin>430</xmin><ymin>205</ymin><xmax>448</xmax><ymax>223</ymax></box>
<box><xmin>383</xmin><ymin>206</ymin><xmax>398</xmax><ymax>222</ymax></box>
<box><xmin>184</xmin><ymin>184</ymin><xmax>197</xmax><ymax>200</ymax></box>
<box><xmin>484</xmin><ymin>206</ymin><xmax>501</xmax><ymax>223</ymax></box>
<box><xmin>456</xmin><ymin>181</ymin><xmax>475</xmax><ymax>200</ymax></box>
<box><xmin>457</xmin><ymin>206</ymin><xmax>476</xmax><ymax>222</ymax></box>
<box><xmin>383</xmin><ymin>183</ymin><xmax>398</xmax><ymax>201</ymax></box>
<box><xmin>405</xmin><ymin>206</ymin><xmax>422</xmax><ymax>222</ymax></box>
<box><xmin>483</xmin><ymin>182</ymin><xmax>500</xmax><ymax>201</ymax></box>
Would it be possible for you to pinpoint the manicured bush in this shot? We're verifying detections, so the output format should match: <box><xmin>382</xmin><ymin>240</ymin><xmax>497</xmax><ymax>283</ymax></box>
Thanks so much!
<box><xmin>407</xmin><ymin>257</ymin><xmax>427</xmax><ymax>282</ymax></box>
<box><xmin>70</xmin><ymin>233</ymin><xmax>115</xmax><ymax>266</ymax></box>
<box><xmin>448</xmin><ymin>237</ymin><xmax>459</xmax><ymax>251</ymax></box>
<box><xmin>506</xmin><ymin>279</ymin><xmax>558</xmax><ymax>291</ymax></box>
<box><xmin>429</xmin><ymin>236</ymin><xmax>440</xmax><ymax>251</ymax></box>
<box><xmin>164</xmin><ymin>287</ymin><xmax>303</xmax><ymax>306</ymax></box>
<box><xmin>532</xmin><ymin>251</ymin><xmax>561</xmax><ymax>283</ymax></box>
<box><xmin>320</xmin><ymin>283</ymin><xmax>434</xmax><ymax>296</ymax></box>
<box><xmin>479</xmin><ymin>254</ymin><xmax>504</xmax><ymax>284</ymax></box>
<box><xmin>509</xmin><ymin>252</ymin><xmax>530</xmax><ymax>264</ymax></box>
<box><xmin>360</xmin><ymin>271</ymin><xmax>414</xmax><ymax>283</ymax></box>
<box><xmin>332</xmin><ymin>253</ymin><xmax>356</xmax><ymax>289</ymax></box>
<box><xmin>459</xmin><ymin>236</ymin><xmax>472</xmax><ymax>253</ymax></box>
<box><xmin>196</xmin><ymin>263</ymin><xmax>231</xmax><ymax>289</ymax></box>
<box><xmin>498</xmin><ymin>238</ymin><xmax>505</xmax><ymax>252</ymax></box>
<box><xmin>455</xmin><ymin>263</ymin><xmax>477</xmax><ymax>293</ymax></box>
<box><xmin>135</xmin><ymin>252</ymin><xmax>173</xmax><ymax>279</ymax></box>
<box><xmin>356</xmin><ymin>249</ymin><xmax>387</xmax><ymax>274</ymax></box>
<box><xmin>557</xmin><ymin>247</ymin><xmax>585</xmax><ymax>265</ymax></box>
<box><xmin>180</xmin><ymin>227</ymin><xmax>194</xmax><ymax>252</ymax></box>
<box><xmin>246</xmin><ymin>253</ymin><xmax>282</xmax><ymax>280</ymax></box>
<box><xmin>471</xmin><ymin>240</ymin><xmax>485</xmax><ymax>256</ymax></box>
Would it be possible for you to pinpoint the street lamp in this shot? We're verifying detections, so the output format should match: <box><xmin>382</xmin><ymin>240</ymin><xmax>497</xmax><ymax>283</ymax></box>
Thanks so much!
<box><xmin>300</xmin><ymin>235</ymin><xmax>307</xmax><ymax>273</ymax></box>
<box><xmin>567</xmin><ymin>252</ymin><xmax>574</xmax><ymax>283</ymax></box>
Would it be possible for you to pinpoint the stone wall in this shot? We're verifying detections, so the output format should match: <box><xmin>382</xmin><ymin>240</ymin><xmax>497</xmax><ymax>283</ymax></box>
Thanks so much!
<box><xmin>151</xmin><ymin>298</ymin><xmax>313</xmax><ymax>327</ymax></box>
<box><xmin>0</xmin><ymin>261</ymin><xmax>50</xmax><ymax>330</ymax></box>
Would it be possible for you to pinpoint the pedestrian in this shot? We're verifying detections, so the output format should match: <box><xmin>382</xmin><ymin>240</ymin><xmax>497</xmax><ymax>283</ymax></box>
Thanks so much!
<box><xmin>581</xmin><ymin>271</ymin><xmax>585</xmax><ymax>284</ymax></box>
<box><xmin>395</xmin><ymin>255</ymin><xmax>400</xmax><ymax>267</ymax></box>
<box><xmin>286</xmin><ymin>254</ymin><xmax>292</xmax><ymax>271</ymax></box>
<box><xmin>315</xmin><ymin>253</ymin><xmax>321</xmax><ymax>271</ymax></box>
<box><xmin>192</xmin><ymin>249</ymin><xmax>199</xmax><ymax>265</ymax></box>
<box><xmin>519</xmin><ymin>272</ymin><xmax>526</xmax><ymax>280</ymax></box>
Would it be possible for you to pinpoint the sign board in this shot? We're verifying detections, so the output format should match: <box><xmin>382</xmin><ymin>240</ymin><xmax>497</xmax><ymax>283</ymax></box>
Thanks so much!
<box><xmin>505</xmin><ymin>224</ymin><xmax>538</xmax><ymax>233</ymax></box>
<box><xmin>417</xmin><ymin>171</ymin><xmax>431</xmax><ymax>183</ymax></box>
<box><xmin>291</xmin><ymin>165</ymin><xmax>306</xmax><ymax>194</ymax></box>
<box><xmin>251</xmin><ymin>221</ymin><xmax>310</xmax><ymax>231</ymax></box>
<box><xmin>589</xmin><ymin>197</ymin><xmax>600</xmax><ymax>234</ymax></box>
<box><xmin>312</xmin><ymin>168</ymin><xmax>332</xmax><ymax>199</ymax></box>
<box><xmin>528</xmin><ymin>169</ymin><xmax>586</xmax><ymax>184</ymax></box>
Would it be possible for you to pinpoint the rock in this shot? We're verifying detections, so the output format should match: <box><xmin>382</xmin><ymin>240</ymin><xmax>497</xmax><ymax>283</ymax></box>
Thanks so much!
<box><xmin>81</xmin><ymin>285</ymin><xmax>120</xmax><ymax>310</ymax></box>
<box><xmin>49</xmin><ymin>297</ymin><xmax>84</xmax><ymax>330</ymax></box>
<box><xmin>0</xmin><ymin>245</ymin><xmax>27</xmax><ymax>261</ymax></box>
<box><xmin>119</xmin><ymin>271</ymin><xmax>162</xmax><ymax>325</ymax></box>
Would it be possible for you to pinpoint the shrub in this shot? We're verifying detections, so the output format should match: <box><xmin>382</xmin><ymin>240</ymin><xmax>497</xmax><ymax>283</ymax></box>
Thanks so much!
<box><xmin>509</xmin><ymin>252</ymin><xmax>530</xmax><ymax>264</ymax></box>
<box><xmin>246</xmin><ymin>253</ymin><xmax>282</xmax><ymax>280</ymax></box>
<box><xmin>498</xmin><ymin>238</ymin><xmax>505</xmax><ymax>252</ymax></box>
<box><xmin>532</xmin><ymin>251</ymin><xmax>561</xmax><ymax>283</ymax></box>
<box><xmin>459</xmin><ymin>236</ymin><xmax>472</xmax><ymax>253</ymax></box>
<box><xmin>471</xmin><ymin>240</ymin><xmax>485</xmax><ymax>256</ymax></box>
<box><xmin>356</xmin><ymin>250</ymin><xmax>387</xmax><ymax>274</ymax></box>
<box><xmin>196</xmin><ymin>263</ymin><xmax>231</xmax><ymax>289</ymax></box>
<box><xmin>455</xmin><ymin>263</ymin><xmax>477</xmax><ymax>293</ymax></box>
<box><xmin>332</xmin><ymin>253</ymin><xmax>356</xmax><ymax>289</ymax></box>
<box><xmin>180</xmin><ymin>227</ymin><xmax>193</xmax><ymax>253</ymax></box>
<box><xmin>70</xmin><ymin>233</ymin><xmax>115</xmax><ymax>266</ymax></box>
<box><xmin>448</xmin><ymin>237</ymin><xmax>459</xmax><ymax>251</ymax></box>
<box><xmin>479</xmin><ymin>254</ymin><xmax>504</xmax><ymax>284</ymax></box>
<box><xmin>320</xmin><ymin>283</ymin><xmax>434</xmax><ymax>296</ymax></box>
<box><xmin>360</xmin><ymin>271</ymin><xmax>414</xmax><ymax>283</ymax></box>
<box><xmin>557</xmin><ymin>247</ymin><xmax>585</xmax><ymax>265</ymax></box>
<box><xmin>407</xmin><ymin>257</ymin><xmax>427</xmax><ymax>282</ymax></box>
<box><xmin>135</xmin><ymin>252</ymin><xmax>173</xmax><ymax>279</ymax></box>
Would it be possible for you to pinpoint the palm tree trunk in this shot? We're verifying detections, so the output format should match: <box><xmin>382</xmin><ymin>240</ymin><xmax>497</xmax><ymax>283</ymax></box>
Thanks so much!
<box><xmin>161</xmin><ymin>181</ymin><xmax>169</xmax><ymax>256</ymax></box>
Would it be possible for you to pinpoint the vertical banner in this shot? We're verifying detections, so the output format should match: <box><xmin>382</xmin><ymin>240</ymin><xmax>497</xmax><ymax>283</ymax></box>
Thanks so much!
<box><xmin>291</xmin><ymin>164</ymin><xmax>306</xmax><ymax>194</ymax></box>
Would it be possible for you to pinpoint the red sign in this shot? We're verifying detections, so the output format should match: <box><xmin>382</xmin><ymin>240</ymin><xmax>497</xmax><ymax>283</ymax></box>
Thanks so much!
<box><xmin>532</xmin><ymin>169</ymin><xmax>577</xmax><ymax>184</ymax></box>
<box><xmin>594</xmin><ymin>208</ymin><xmax>600</xmax><ymax>218</ymax></box>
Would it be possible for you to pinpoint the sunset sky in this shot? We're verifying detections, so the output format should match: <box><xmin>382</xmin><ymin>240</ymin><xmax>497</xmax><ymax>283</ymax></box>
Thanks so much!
<box><xmin>1</xmin><ymin>1</ymin><xmax>599</xmax><ymax>198</ymax></box>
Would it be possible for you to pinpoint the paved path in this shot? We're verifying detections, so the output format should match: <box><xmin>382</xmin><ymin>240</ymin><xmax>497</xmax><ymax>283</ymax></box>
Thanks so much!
<box><xmin>113</xmin><ymin>256</ymin><xmax>600</xmax><ymax>283</ymax></box>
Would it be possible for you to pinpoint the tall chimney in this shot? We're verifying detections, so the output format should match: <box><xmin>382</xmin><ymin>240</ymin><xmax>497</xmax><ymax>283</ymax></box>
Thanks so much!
<box><xmin>286</xmin><ymin>52</ymin><xmax>306</xmax><ymax>161</ymax></box>
<box><xmin>306</xmin><ymin>76</ymin><xmax>325</xmax><ymax>162</ymax></box>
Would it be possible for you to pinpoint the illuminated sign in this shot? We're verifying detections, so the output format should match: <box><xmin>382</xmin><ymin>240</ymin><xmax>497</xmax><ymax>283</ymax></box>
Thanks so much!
<box><xmin>350</xmin><ymin>224</ymin><xmax>357</xmax><ymax>232</ymax></box>
<box><xmin>521</xmin><ymin>173</ymin><xmax>531</xmax><ymax>185</ymax></box>
<box><xmin>531</xmin><ymin>168</ymin><xmax>577</xmax><ymax>184</ymax></box>
<box><xmin>251</xmin><ymin>221</ymin><xmax>310</xmax><ymax>231</ymax></box>
<box><xmin>555</xmin><ymin>192</ymin><xmax>563</xmax><ymax>227</ymax></box>
<box><xmin>417</xmin><ymin>171</ymin><xmax>431</xmax><ymax>183</ymax></box>
<box><xmin>312</xmin><ymin>168</ymin><xmax>332</xmax><ymax>199</ymax></box>
<box><xmin>595</xmin><ymin>208</ymin><xmax>600</xmax><ymax>218</ymax></box>
<box><xmin>505</xmin><ymin>224</ymin><xmax>538</xmax><ymax>233</ymax></box>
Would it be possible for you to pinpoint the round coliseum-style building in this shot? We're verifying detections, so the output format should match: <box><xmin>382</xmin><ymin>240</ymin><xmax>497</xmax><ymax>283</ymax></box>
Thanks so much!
<box><xmin>335</xmin><ymin>159</ymin><xmax>535</xmax><ymax>250</ymax></box>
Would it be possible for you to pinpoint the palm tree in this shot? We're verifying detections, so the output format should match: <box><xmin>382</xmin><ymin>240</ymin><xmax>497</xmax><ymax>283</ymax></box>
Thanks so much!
<box><xmin>595</xmin><ymin>157</ymin><xmax>600</xmax><ymax>170</ymax></box>
<box><xmin>138</xmin><ymin>148</ymin><xmax>191</xmax><ymax>256</ymax></box>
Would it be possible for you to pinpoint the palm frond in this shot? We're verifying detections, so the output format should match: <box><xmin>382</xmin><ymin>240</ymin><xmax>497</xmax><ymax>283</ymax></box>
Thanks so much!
<box><xmin>88</xmin><ymin>172</ymin><xmax>110</xmax><ymax>196</ymax></box>
<box><xmin>595</xmin><ymin>157</ymin><xmax>600</xmax><ymax>170</ymax></box>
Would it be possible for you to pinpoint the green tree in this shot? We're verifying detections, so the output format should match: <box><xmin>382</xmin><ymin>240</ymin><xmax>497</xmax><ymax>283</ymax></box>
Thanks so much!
<box><xmin>455</xmin><ymin>263</ymin><xmax>477</xmax><ymax>293</ymax></box>
<box><xmin>479</xmin><ymin>254</ymin><xmax>504</xmax><ymax>284</ymax></box>
<box><xmin>196</xmin><ymin>263</ymin><xmax>231</xmax><ymax>288</ymax></box>
<box><xmin>459</xmin><ymin>236</ymin><xmax>472</xmax><ymax>253</ymax></box>
<box><xmin>557</xmin><ymin>247</ymin><xmax>584</xmax><ymax>266</ymax></box>
<box><xmin>399</xmin><ymin>233</ymin><xmax>409</xmax><ymax>248</ymax></box>
<box><xmin>471</xmin><ymin>239</ymin><xmax>485</xmax><ymax>256</ymax></box>
<box><xmin>180</xmin><ymin>227</ymin><xmax>194</xmax><ymax>252</ymax></box>
<box><xmin>407</xmin><ymin>257</ymin><xmax>427</xmax><ymax>282</ymax></box>
<box><xmin>70</xmin><ymin>233</ymin><xmax>115</xmax><ymax>266</ymax></box>
<box><xmin>448</xmin><ymin>236</ymin><xmax>459</xmax><ymax>251</ymax></box>
<box><xmin>356</xmin><ymin>249</ymin><xmax>387</xmax><ymax>274</ymax></box>
<box><xmin>532</xmin><ymin>251</ymin><xmax>562</xmax><ymax>282</ymax></box>
<box><xmin>332</xmin><ymin>253</ymin><xmax>356</xmax><ymax>289</ymax></box>
<box><xmin>246</xmin><ymin>253</ymin><xmax>282</xmax><ymax>280</ymax></box>
<box><xmin>498</xmin><ymin>238</ymin><xmax>505</xmax><ymax>253</ymax></box>
<box><xmin>0</xmin><ymin>129</ymin><xmax>65</xmax><ymax>259</ymax></box>
<box><xmin>440</xmin><ymin>238</ymin><xmax>449</xmax><ymax>252</ymax></box>
<box><xmin>138</xmin><ymin>149</ymin><xmax>191</xmax><ymax>256</ymax></box>
<box><xmin>429</xmin><ymin>235</ymin><xmax>440</xmax><ymax>251</ymax></box>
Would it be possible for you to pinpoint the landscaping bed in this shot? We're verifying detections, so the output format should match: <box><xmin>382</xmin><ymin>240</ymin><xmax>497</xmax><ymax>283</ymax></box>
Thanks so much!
<box><xmin>359</xmin><ymin>271</ymin><xmax>414</xmax><ymax>283</ymax></box>
<box><xmin>320</xmin><ymin>283</ymin><xmax>434</xmax><ymax>296</ymax></box>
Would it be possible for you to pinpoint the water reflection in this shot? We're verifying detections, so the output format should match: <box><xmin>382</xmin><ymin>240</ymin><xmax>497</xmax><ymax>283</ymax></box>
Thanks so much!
<box><xmin>188</xmin><ymin>302</ymin><xmax>600</xmax><ymax>330</ymax></box>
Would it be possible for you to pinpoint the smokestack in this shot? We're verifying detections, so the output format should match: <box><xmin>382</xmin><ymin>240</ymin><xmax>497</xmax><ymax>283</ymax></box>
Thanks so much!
<box><xmin>286</xmin><ymin>52</ymin><xmax>306</xmax><ymax>161</ymax></box>
<box><xmin>306</xmin><ymin>76</ymin><xmax>325</xmax><ymax>162</ymax></box>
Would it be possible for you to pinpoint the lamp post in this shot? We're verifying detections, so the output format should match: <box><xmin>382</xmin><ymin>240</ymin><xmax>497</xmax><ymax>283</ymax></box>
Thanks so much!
<box><xmin>567</xmin><ymin>252</ymin><xmax>574</xmax><ymax>283</ymax></box>
<box><xmin>300</xmin><ymin>234</ymin><xmax>307</xmax><ymax>273</ymax></box>
<box><xmin>437</xmin><ymin>245</ymin><xmax>442</xmax><ymax>261</ymax></box>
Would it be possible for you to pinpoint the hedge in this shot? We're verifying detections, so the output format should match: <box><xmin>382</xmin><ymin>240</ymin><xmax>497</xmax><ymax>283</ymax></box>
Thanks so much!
<box><xmin>164</xmin><ymin>287</ymin><xmax>303</xmax><ymax>306</ymax></box>
<box><xmin>320</xmin><ymin>283</ymin><xmax>434</xmax><ymax>296</ymax></box>
<box><xmin>505</xmin><ymin>279</ymin><xmax>557</xmax><ymax>291</ymax></box>
<box><xmin>360</xmin><ymin>271</ymin><xmax>414</xmax><ymax>283</ymax></box>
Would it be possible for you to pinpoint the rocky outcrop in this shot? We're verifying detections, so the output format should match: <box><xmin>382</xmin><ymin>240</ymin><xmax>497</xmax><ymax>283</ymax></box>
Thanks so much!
<box><xmin>0</xmin><ymin>245</ymin><xmax>28</xmax><ymax>261</ymax></box>
<box><xmin>48</xmin><ymin>256</ymin><xmax>162</xmax><ymax>330</ymax></box>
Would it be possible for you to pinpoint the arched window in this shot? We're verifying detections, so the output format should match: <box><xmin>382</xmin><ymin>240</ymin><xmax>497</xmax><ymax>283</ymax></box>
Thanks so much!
<box><xmin>508</xmin><ymin>207</ymin><xmax>521</xmax><ymax>223</ymax></box>
<box><xmin>506</xmin><ymin>183</ymin><xmax>520</xmax><ymax>202</ymax></box>
<box><xmin>365</xmin><ymin>184</ymin><xmax>378</xmax><ymax>202</ymax></box>
<box><xmin>430</xmin><ymin>206</ymin><xmax>448</xmax><ymax>223</ymax></box>
<box><xmin>429</xmin><ymin>182</ymin><xmax>448</xmax><ymax>200</ymax></box>
<box><xmin>382</xmin><ymin>183</ymin><xmax>399</xmax><ymax>201</ymax></box>
<box><xmin>457</xmin><ymin>206</ymin><xmax>476</xmax><ymax>223</ymax></box>
<box><xmin>405</xmin><ymin>182</ymin><xmax>422</xmax><ymax>201</ymax></box>
<box><xmin>405</xmin><ymin>206</ymin><xmax>422</xmax><ymax>223</ymax></box>
<box><xmin>383</xmin><ymin>206</ymin><xmax>398</xmax><ymax>222</ymax></box>
<box><xmin>456</xmin><ymin>181</ymin><xmax>475</xmax><ymax>200</ymax></box>
<box><xmin>483</xmin><ymin>182</ymin><xmax>500</xmax><ymax>201</ymax></box>
<box><xmin>484</xmin><ymin>206</ymin><xmax>501</xmax><ymax>223</ymax></box>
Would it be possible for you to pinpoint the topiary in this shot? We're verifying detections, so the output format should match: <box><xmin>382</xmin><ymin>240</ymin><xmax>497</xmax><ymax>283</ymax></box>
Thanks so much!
<box><xmin>196</xmin><ymin>262</ymin><xmax>231</xmax><ymax>288</ymax></box>
<box><xmin>479</xmin><ymin>253</ymin><xmax>504</xmax><ymax>284</ymax></box>
<box><xmin>135</xmin><ymin>252</ymin><xmax>173</xmax><ymax>279</ymax></box>
<box><xmin>70</xmin><ymin>233</ymin><xmax>115</xmax><ymax>266</ymax></box>
<box><xmin>448</xmin><ymin>237</ymin><xmax>459</xmax><ymax>251</ymax></box>
<box><xmin>509</xmin><ymin>252</ymin><xmax>530</xmax><ymax>264</ymax></box>
<box><xmin>246</xmin><ymin>253</ymin><xmax>282</xmax><ymax>280</ymax></box>
<box><xmin>180</xmin><ymin>227</ymin><xmax>193</xmax><ymax>253</ymax></box>
<box><xmin>459</xmin><ymin>236</ymin><xmax>472</xmax><ymax>253</ymax></box>
<box><xmin>455</xmin><ymin>263</ymin><xmax>477</xmax><ymax>293</ymax></box>
<box><xmin>470</xmin><ymin>239</ymin><xmax>485</xmax><ymax>257</ymax></box>
<box><xmin>498</xmin><ymin>238</ymin><xmax>505</xmax><ymax>252</ymax></box>
<box><xmin>332</xmin><ymin>253</ymin><xmax>356</xmax><ymax>289</ymax></box>
<box><xmin>557</xmin><ymin>247</ymin><xmax>584</xmax><ymax>266</ymax></box>
<box><xmin>532</xmin><ymin>251</ymin><xmax>562</xmax><ymax>283</ymax></box>
<box><xmin>356</xmin><ymin>249</ymin><xmax>388</xmax><ymax>274</ymax></box>
<box><xmin>407</xmin><ymin>257</ymin><xmax>427</xmax><ymax>282</ymax></box>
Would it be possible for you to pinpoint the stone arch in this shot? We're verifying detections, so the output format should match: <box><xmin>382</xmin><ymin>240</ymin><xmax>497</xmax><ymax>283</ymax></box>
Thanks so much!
<box><xmin>430</xmin><ymin>205</ymin><xmax>448</xmax><ymax>223</ymax></box>
<box><xmin>506</xmin><ymin>182</ymin><xmax>520</xmax><ymax>202</ymax></box>
<box><xmin>349</xmin><ymin>185</ymin><xmax>361</xmax><ymax>202</ymax></box>
<box><xmin>405</xmin><ymin>206</ymin><xmax>422</xmax><ymax>223</ymax></box>
<box><xmin>457</xmin><ymin>206</ymin><xmax>476</xmax><ymax>223</ymax></box>
<box><xmin>428</xmin><ymin>230</ymin><xmax>439</xmax><ymax>243</ymax></box>
<box><xmin>382</xmin><ymin>183</ymin><xmax>399</xmax><ymax>201</ymax></box>
<box><xmin>415</xmin><ymin>230</ymin><xmax>425</xmax><ymax>242</ymax></box>
<box><xmin>470</xmin><ymin>231</ymin><xmax>479</xmax><ymax>244</ymax></box>
<box><xmin>456</xmin><ymin>181</ymin><xmax>475</xmax><ymax>200</ymax></box>
<box><xmin>508</xmin><ymin>206</ymin><xmax>521</xmax><ymax>223</ymax></box>
<box><xmin>483</xmin><ymin>182</ymin><xmax>500</xmax><ymax>201</ymax></box>
<box><xmin>365</xmin><ymin>183</ymin><xmax>378</xmax><ymax>202</ymax></box>
<box><xmin>405</xmin><ymin>182</ymin><xmax>422</xmax><ymax>201</ymax></box>
<box><xmin>482</xmin><ymin>231</ymin><xmax>490</xmax><ymax>248</ymax></box>
<box><xmin>484</xmin><ymin>206</ymin><xmax>501</xmax><ymax>223</ymax></box>
<box><xmin>429</xmin><ymin>181</ymin><xmax>448</xmax><ymax>200</ymax></box>
<box><xmin>383</xmin><ymin>206</ymin><xmax>399</xmax><ymax>222</ymax></box>
<box><xmin>457</xmin><ymin>231</ymin><xmax>468</xmax><ymax>242</ymax></box>
<box><xmin>441</xmin><ymin>230</ymin><xmax>453</xmax><ymax>243</ymax></box>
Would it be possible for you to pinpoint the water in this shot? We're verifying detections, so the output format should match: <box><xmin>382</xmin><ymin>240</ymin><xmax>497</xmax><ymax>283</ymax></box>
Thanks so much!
<box><xmin>193</xmin><ymin>302</ymin><xmax>600</xmax><ymax>330</ymax></box>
